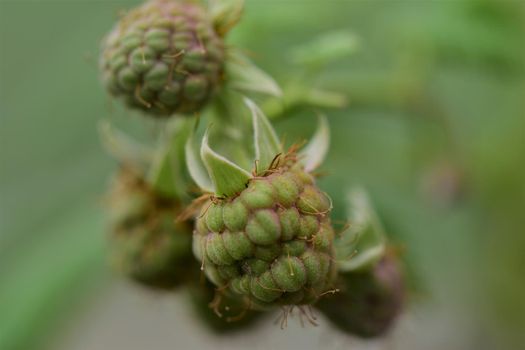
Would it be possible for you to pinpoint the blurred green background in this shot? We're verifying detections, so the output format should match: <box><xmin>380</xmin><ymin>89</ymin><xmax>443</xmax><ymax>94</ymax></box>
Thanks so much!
<box><xmin>1</xmin><ymin>0</ymin><xmax>524</xmax><ymax>349</ymax></box>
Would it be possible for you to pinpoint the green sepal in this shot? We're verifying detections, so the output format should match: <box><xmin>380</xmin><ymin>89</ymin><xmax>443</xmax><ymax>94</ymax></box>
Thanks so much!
<box><xmin>208</xmin><ymin>91</ymin><xmax>254</xmax><ymax>171</ymax></box>
<box><xmin>200</xmin><ymin>128</ymin><xmax>252</xmax><ymax>197</ymax></box>
<box><xmin>245</xmin><ymin>98</ymin><xmax>282</xmax><ymax>174</ymax></box>
<box><xmin>209</xmin><ymin>0</ymin><xmax>245</xmax><ymax>36</ymax></box>
<box><xmin>300</xmin><ymin>115</ymin><xmax>330</xmax><ymax>172</ymax></box>
<box><xmin>263</xmin><ymin>87</ymin><xmax>347</xmax><ymax>120</ymax></box>
<box><xmin>147</xmin><ymin>119</ymin><xmax>192</xmax><ymax>200</ymax></box>
<box><xmin>225</xmin><ymin>49</ymin><xmax>282</xmax><ymax>97</ymax></box>
<box><xmin>336</xmin><ymin>188</ymin><xmax>387</xmax><ymax>272</ymax></box>
<box><xmin>302</xmin><ymin>88</ymin><xmax>347</xmax><ymax>109</ymax></box>
<box><xmin>288</xmin><ymin>30</ymin><xmax>360</xmax><ymax>68</ymax></box>
<box><xmin>97</xmin><ymin>120</ymin><xmax>153</xmax><ymax>173</ymax></box>
<box><xmin>185</xmin><ymin>122</ymin><xmax>214</xmax><ymax>193</ymax></box>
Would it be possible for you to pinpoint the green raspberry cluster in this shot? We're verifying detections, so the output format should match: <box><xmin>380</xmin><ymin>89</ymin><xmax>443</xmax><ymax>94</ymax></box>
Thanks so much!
<box><xmin>317</xmin><ymin>254</ymin><xmax>405</xmax><ymax>337</ymax></box>
<box><xmin>95</xmin><ymin>0</ymin><xmax>409</xmax><ymax>335</ymax></box>
<box><xmin>100</xmin><ymin>0</ymin><xmax>225</xmax><ymax>116</ymax></box>
<box><xmin>108</xmin><ymin>168</ymin><xmax>193</xmax><ymax>289</ymax></box>
<box><xmin>193</xmin><ymin>162</ymin><xmax>337</xmax><ymax>309</ymax></box>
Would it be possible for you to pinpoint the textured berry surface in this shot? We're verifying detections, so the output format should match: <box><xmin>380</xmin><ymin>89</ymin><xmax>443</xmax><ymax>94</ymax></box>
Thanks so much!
<box><xmin>100</xmin><ymin>0</ymin><xmax>225</xmax><ymax>116</ymax></box>
<box><xmin>193</xmin><ymin>163</ymin><xmax>337</xmax><ymax>308</ymax></box>
<box><xmin>108</xmin><ymin>168</ymin><xmax>192</xmax><ymax>288</ymax></box>
<box><xmin>317</xmin><ymin>254</ymin><xmax>405</xmax><ymax>337</ymax></box>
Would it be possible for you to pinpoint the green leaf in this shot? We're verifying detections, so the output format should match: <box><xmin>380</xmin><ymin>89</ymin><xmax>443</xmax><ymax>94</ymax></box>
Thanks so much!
<box><xmin>185</xmin><ymin>124</ymin><xmax>214</xmax><ymax>193</ymax></box>
<box><xmin>289</xmin><ymin>30</ymin><xmax>360</xmax><ymax>67</ymax></box>
<box><xmin>300</xmin><ymin>115</ymin><xmax>330</xmax><ymax>172</ymax></box>
<box><xmin>336</xmin><ymin>187</ymin><xmax>387</xmax><ymax>272</ymax></box>
<box><xmin>97</xmin><ymin>120</ymin><xmax>153</xmax><ymax>173</ymax></box>
<box><xmin>245</xmin><ymin>98</ymin><xmax>282</xmax><ymax>174</ymax></box>
<box><xmin>209</xmin><ymin>0</ymin><xmax>245</xmax><ymax>36</ymax></box>
<box><xmin>226</xmin><ymin>49</ymin><xmax>282</xmax><ymax>97</ymax></box>
<box><xmin>200</xmin><ymin>128</ymin><xmax>251</xmax><ymax>197</ymax></box>
<box><xmin>147</xmin><ymin>119</ymin><xmax>192</xmax><ymax>200</ymax></box>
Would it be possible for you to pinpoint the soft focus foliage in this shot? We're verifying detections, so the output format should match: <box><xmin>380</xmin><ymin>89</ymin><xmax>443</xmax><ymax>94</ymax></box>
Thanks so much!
<box><xmin>1</xmin><ymin>0</ymin><xmax>524</xmax><ymax>349</ymax></box>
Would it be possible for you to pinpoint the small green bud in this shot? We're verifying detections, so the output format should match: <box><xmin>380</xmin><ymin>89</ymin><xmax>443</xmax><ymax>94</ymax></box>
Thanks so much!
<box><xmin>297</xmin><ymin>185</ymin><xmax>331</xmax><ymax>214</ymax></box>
<box><xmin>221</xmin><ymin>230</ymin><xmax>254</xmax><ymax>260</ymax></box>
<box><xmin>245</xmin><ymin>209</ymin><xmax>281</xmax><ymax>245</ymax></box>
<box><xmin>283</xmin><ymin>240</ymin><xmax>307</xmax><ymax>256</ymax></box>
<box><xmin>205</xmin><ymin>232</ymin><xmax>235</xmax><ymax>266</ymax></box>
<box><xmin>254</xmin><ymin>243</ymin><xmax>282</xmax><ymax>262</ymax></box>
<box><xmin>278</xmin><ymin>207</ymin><xmax>301</xmax><ymax>241</ymax></box>
<box><xmin>206</xmin><ymin>203</ymin><xmax>225</xmax><ymax>233</ymax></box>
<box><xmin>223</xmin><ymin>198</ymin><xmax>249</xmax><ymax>232</ymax></box>
<box><xmin>240</xmin><ymin>180</ymin><xmax>275</xmax><ymax>209</ymax></box>
<box><xmin>299</xmin><ymin>215</ymin><xmax>320</xmax><ymax>239</ymax></box>
<box><xmin>107</xmin><ymin>167</ymin><xmax>192</xmax><ymax>289</ymax></box>
<box><xmin>271</xmin><ymin>172</ymin><xmax>300</xmax><ymax>207</ymax></box>
<box><xmin>271</xmin><ymin>256</ymin><xmax>307</xmax><ymax>292</ymax></box>
<box><xmin>217</xmin><ymin>264</ymin><xmax>240</xmax><ymax>280</ymax></box>
<box><xmin>242</xmin><ymin>259</ymin><xmax>270</xmax><ymax>276</ymax></box>
<box><xmin>250</xmin><ymin>271</ymin><xmax>282</xmax><ymax>303</ymax></box>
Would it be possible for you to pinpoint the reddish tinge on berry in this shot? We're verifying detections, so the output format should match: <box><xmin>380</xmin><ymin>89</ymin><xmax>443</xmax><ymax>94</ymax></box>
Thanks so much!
<box><xmin>100</xmin><ymin>0</ymin><xmax>225</xmax><ymax>117</ymax></box>
<box><xmin>193</xmin><ymin>160</ymin><xmax>337</xmax><ymax>309</ymax></box>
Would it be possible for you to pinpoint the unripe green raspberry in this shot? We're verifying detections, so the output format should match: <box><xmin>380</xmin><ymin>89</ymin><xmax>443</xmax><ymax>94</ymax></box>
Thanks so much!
<box><xmin>107</xmin><ymin>167</ymin><xmax>192</xmax><ymax>289</ymax></box>
<box><xmin>100</xmin><ymin>0</ymin><xmax>225</xmax><ymax>117</ymax></box>
<box><xmin>317</xmin><ymin>254</ymin><xmax>405</xmax><ymax>338</ymax></box>
<box><xmin>193</xmin><ymin>162</ymin><xmax>337</xmax><ymax>308</ymax></box>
